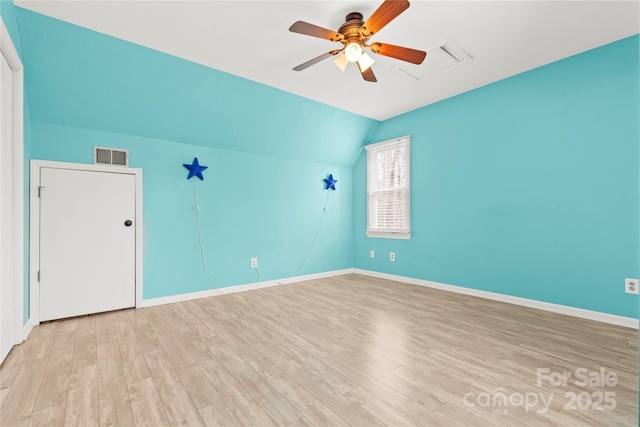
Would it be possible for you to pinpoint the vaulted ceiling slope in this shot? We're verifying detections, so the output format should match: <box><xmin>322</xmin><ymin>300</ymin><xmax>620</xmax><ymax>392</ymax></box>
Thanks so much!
<box><xmin>15</xmin><ymin>7</ymin><xmax>379</xmax><ymax>167</ymax></box>
<box><xmin>15</xmin><ymin>1</ymin><xmax>640</xmax><ymax>120</ymax></box>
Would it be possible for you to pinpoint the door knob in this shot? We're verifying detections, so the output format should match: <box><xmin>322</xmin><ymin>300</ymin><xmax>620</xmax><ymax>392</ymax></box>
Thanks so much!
<box><xmin>124</xmin><ymin>220</ymin><xmax>133</xmax><ymax>227</ymax></box>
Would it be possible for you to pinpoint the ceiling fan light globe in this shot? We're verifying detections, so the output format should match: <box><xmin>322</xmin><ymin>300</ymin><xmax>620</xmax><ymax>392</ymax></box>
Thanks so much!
<box><xmin>357</xmin><ymin>52</ymin><xmax>375</xmax><ymax>72</ymax></box>
<box><xmin>345</xmin><ymin>42</ymin><xmax>363</xmax><ymax>62</ymax></box>
<box><xmin>333</xmin><ymin>53</ymin><xmax>349</xmax><ymax>72</ymax></box>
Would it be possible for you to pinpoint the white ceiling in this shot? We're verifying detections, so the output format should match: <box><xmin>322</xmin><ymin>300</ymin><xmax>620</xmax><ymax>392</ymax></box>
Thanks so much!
<box><xmin>15</xmin><ymin>1</ymin><xmax>640</xmax><ymax>121</ymax></box>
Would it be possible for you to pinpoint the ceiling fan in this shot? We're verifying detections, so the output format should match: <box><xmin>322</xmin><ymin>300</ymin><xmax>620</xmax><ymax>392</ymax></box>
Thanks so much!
<box><xmin>289</xmin><ymin>0</ymin><xmax>426</xmax><ymax>82</ymax></box>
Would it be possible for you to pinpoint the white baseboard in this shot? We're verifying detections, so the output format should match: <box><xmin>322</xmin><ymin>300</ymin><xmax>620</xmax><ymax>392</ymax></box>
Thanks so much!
<box><xmin>353</xmin><ymin>269</ymin><xmax>639</xmax><ymax>329</ymax></box>
<box><xmin>142</xmin><ymin>267</ymin><xmax>638</xmax><ymax>329</ymax></box>
<box><xmin>142</xmin><ymin>268</ymin><xmax>356</xmax><ymax>308</ymax></box>
<box><xmin>22</xmin><ymin>319</ymin><xmax>34</xmax><ymax>341</ymax></box>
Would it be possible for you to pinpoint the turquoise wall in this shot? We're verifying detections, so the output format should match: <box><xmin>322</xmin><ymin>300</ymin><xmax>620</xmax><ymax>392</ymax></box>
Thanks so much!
<box><xmin>30</xmin><ymin>122</ymin><xmax>353</xmax><ymax>299</ymax></box>
<box><xmin>354</xmin><ymin>35</ymin><xmax>640</xmax><ymax>318</ymax></box>
<box><xmin>16</xmin><ymin>8</ymin><xmax>376</xmax><ymax>301</ymax></box>
<box><xmin>1</xmin><ymin>0</ymin><xmax>21</xmax><ymax>53</ymax></box>
<box><xmin>15</xmin><ymin>8</ymin><xmax>376</xmax><ymax>167</ymax></box>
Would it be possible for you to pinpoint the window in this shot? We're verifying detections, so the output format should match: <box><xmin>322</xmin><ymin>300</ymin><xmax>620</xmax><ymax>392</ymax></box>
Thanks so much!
<box><xmin>365</xmin><ymin>136</ymin><xmax>411</xmax><ymax>239</ymax></box>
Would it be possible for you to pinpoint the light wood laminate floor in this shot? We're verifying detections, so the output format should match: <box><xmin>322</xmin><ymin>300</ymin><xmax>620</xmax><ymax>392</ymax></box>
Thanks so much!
<box><xmin>1</xmin><ymin>274</ymin><xmax>637</xmax><ymax>426</ymax></box>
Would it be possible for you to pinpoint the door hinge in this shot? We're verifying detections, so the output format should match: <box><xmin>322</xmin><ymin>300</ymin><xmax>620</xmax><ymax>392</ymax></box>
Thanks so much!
<box><xmin>37</xmin><ymin>271</ymin><xmax>40</xmax><ymax>282</ymax></box>
<box><xmin>38</xmin><ymin>186</ymin><xmax>43</xmax><ymax>198</ymax></box>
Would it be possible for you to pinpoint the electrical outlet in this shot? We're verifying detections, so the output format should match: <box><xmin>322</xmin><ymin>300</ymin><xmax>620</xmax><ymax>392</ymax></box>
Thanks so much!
<box><xmin>390</xmin><ymin>252</ymin><xmax>395</xmax><ymax>262</ymax></box>
<box><xmin>250</xmin><ymin>258</ymin><xmax>258</xmax><ymax>269</ymax></box>
<box><xmin>625</xmin><ymin>278</ymin><xmax>639</xmax><ymax>295</ymax></box>
<box><xmin>370</xmin><ymin>250</ymin><xmax>375</xmax><ymax>258</ymax></box>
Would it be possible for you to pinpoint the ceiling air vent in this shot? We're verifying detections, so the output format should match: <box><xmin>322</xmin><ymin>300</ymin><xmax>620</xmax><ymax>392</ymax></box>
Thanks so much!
<box><xmin>395</xmin><ymin>39</ymin><xmax>473</xmax><ymax>81</ymax></box>
<box><xmin>94</xmin><ymin>146</ymin><xmax>129</xmax><ymax>167</ymax></box>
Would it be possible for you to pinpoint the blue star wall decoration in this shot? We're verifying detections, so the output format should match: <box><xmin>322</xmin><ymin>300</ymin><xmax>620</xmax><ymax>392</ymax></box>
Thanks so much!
<box><xmin>324</xmin><ymin>174</ymin><xmax>338</xmax><ymax>190</ymax></box>
<box><xmin>183</xmin><ymin>157</ymin><xmax>208</xmax><ymax>180</ymax></box>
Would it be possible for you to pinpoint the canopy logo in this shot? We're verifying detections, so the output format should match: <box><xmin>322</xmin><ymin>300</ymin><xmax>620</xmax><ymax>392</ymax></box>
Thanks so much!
<box><xmin>463</xmin><ymin>367</ymin><xmax>618</xmax><ymax>415</ymax></box>
<box><xmin>463</xmin><ymin>388</ymin><xmax>553</xmax><ymax>414</ymax></box>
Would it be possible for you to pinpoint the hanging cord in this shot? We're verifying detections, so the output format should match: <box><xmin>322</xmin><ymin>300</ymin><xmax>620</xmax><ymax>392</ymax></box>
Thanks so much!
<box><xmin>194</xmin><ymin>179</ymin><xmax>215</xmax><ymax>288</ymax></box>
<box><xmin>255</xmin><ymin>264</ymin><xmax>266</xmax><ymax>287</ymax></box>
<box><xmin>291</xmin><ymin>190</ymin><xmax>331</xmax><ymax>277</ymax></box>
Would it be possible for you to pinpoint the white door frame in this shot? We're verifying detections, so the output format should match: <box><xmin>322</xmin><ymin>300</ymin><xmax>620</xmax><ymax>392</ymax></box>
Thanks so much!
<box><xmin>0</xmin><ymin>19</ymin><xmax>24</xmax><ymax>347</ymax></box>
<box><xmin>30</xmin><ymin>160</ymin><xmax>143</xmax><ymax>325</ymax></box>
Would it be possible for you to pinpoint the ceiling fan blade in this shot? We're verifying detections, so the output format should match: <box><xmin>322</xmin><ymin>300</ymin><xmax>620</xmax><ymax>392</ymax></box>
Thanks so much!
<box><xmin>358</xmin><ymin>63</ymin><xmax>377</xmax><ymax>82</ymax></box>
<box><xmin>369</xmin><ymin>42</ymin><xmax>426</xmax><ymax>64</ymax></box>
<box><xmin>293</xmin><ymin>50</ymin><xmax>341</xmax><ymax>71</ymax></box>
<box><xmin>289</xmin><ymin>21</ymin><xmax>344</xmax><ymax>42</ymax></box>
<box><xmin>361</xmin><ymin>0</ymin><xmax>410</xmax><ymax>37</ymax></box>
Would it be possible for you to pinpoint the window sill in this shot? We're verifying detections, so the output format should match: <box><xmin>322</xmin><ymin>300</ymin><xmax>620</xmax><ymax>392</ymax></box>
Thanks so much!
<box><xmin>366</xmin><ymin>232</ymin><xmax>411</xmax><ymax>240</ymax></box>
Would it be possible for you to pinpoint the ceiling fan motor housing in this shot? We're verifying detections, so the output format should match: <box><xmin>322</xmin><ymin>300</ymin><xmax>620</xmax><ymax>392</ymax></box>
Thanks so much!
<box><xmin>338</xmin><ymin>12</ymin><xmax>368</xmax><ymax>46</ymax></box>
<box><xmin>345</xmin><ymin>12</ymin><xmax>363</xmax><ymax>22</ymax></box>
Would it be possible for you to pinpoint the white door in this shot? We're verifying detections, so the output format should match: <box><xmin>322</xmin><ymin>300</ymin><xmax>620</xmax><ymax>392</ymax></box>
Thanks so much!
<box><xmin>0</xmin><ymin>52</ymin><xmax>15</xmax><ymax>361</ymax></box>
<box><xmin>39</xmin><ymin>168</ymin><xmax>136</xmax><ymax>321</ymax></box>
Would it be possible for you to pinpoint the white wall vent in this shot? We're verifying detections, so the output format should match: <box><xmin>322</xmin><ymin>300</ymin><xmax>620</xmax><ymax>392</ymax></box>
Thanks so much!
<box><xmin>94</xmin><ymin>146</ymin><xmax>129</xmax><ymax>167</ymax></box>
<box><xmin>394</xmin><ymin>39</ymin><xmax>473</xmax><ymax>81</ymax></box>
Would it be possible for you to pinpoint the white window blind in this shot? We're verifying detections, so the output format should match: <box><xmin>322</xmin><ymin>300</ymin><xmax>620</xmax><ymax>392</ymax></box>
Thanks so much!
<box><xmin>365</xmin><ymin>136</ymin><xmax>411</xmax><ymax>239</ymax></box>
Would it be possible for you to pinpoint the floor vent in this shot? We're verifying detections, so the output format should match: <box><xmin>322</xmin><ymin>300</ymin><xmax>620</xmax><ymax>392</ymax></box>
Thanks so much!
<box><xmin>94</xmin><ymin>147</ymin><xmax>129</xmax><ymax>167</ymax></box>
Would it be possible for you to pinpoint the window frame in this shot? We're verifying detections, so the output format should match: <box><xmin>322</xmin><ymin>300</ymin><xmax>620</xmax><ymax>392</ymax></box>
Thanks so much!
<box><xmin>365</xmin><ymin>136</ymin><xmax>411</xmax><ymax>240</ymax></box>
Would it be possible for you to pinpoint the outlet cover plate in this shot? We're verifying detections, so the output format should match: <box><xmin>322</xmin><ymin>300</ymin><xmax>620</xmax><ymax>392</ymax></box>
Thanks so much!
<box><xmin>251</xmin><ymin>258</ymin><xmax>257</xmax><ymax>268</ymax></box>
<box><xmin>625</xmin><ymin>278</ymin><xmax>639</xmax><ymax>295</ymax></box>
